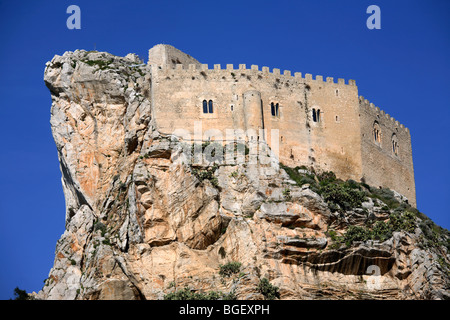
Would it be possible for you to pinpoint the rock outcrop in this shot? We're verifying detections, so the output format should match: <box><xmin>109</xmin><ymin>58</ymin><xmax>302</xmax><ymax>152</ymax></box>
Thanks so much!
<box><xmin>37</xmin><ymin>50</ymin><xmax>450</xmax><ymax>300</ymax></box>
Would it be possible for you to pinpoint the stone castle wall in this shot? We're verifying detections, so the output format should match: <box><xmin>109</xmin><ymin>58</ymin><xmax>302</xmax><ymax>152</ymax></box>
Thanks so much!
<box><xmin>147</xmin><ymin>45</ymin><xmax>416</xmax><ymax>206</ymax></box>
<box><xmin>359</xmin><ymin>97</ymin><xmax>415</xmax><ymax>205</ymax></box>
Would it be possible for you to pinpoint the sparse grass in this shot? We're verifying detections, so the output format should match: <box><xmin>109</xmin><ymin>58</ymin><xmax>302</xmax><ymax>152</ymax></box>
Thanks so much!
<box><xmin>81</xmin><ymin>59</ymin><xmax>113</xmax><ymax>70</ymax></box>
<box><xmin>229</xmin><ymin>170</ymin><xmax>239</xmax><ymax>178</ymax></box>
<box><xmin>282</xmin><ymin>188</ymin><xmax>291</xmax><ymax>200</ymax></box>
<box><xmin>131</xmin><ymin>65</ymin><xmax>145</xmax><ymax>77</ymax></box>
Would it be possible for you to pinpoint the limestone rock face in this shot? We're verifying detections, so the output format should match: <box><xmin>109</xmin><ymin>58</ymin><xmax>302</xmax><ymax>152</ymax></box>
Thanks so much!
<box><xmin>37</xmin><ymin>50</ymin><xmax>450</xmax><ymax>300</ymax></box>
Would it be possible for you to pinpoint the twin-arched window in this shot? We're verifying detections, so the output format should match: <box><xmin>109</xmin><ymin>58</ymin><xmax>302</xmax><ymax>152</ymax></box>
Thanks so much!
<box><xmin>271</xmin><ymin>102</ymin><xmax>279</xmax><ymax>117</ymax></box>
<box><xmin>203</xmin><ymin>100</ymin><xmax>213</xmax><ymax>113</ymax></box>
<box><xmin>312</xmin><ymin>108</ymin><xmax>321</xmax><ymax>122</ymax></box>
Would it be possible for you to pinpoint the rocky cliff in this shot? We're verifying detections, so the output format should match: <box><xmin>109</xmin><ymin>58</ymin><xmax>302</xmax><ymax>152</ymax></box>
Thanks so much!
<box><xmin>37</xmin><ymin>50</ymin><xmax>450</xmax><ymax>300</ymax></box>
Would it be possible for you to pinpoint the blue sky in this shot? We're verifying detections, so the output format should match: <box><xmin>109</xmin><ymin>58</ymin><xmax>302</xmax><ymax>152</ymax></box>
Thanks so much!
<box><xmin>0</xmin><ymin>0</ymin><xmax>449</xmax><ymax>299</ymax></box>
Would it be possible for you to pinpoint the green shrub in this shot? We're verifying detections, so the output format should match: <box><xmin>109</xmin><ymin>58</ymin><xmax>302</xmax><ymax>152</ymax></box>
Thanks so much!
<box><xmin>317</xmin><ymin>171</ymin><xmax>336</xmax><ymax>184</ymax></box>
<box><xmin>12</xmin><ymin>287</ymin><xmax>33</xmax><ymax>300</ymax></box>
<box><xmin>368</xmin><ymin>187</ymin><xmax>400</xmax><ymax>209</ymax></box>
<box><xmin>281</xmin><ymin>164</ymin><xmax>318</xmax><ymax>190</ymax></box>
<box><xmin>326</xmin><ymin>229</ymin><xmax>345</xmax><ymax>248</ymax></box>
<box><xmin>331</xmin><ymin>211</ymin><xmax>419</xmax><ymax>248</ymax></box>
<box><xmin>163</xmin><ymin>287</ymin><xmax>236</xmax><ymax>300</ymax></box>
<box><xmin>282</xmin><ymin>188</ymin><xmax>291</xmax><ymax>199</ymax></box>
<box><xmin>389</xmin><ymin>211</ymin><xmax>416</xmax><ymax>233</ymax></box>
<box><xmin>219</xmin><ymin>262</ymin><xmax>242</xmax><ymax>277</ymax></box>
<box><xmin>319</xmin><ymin>183</ymin><xmax>365</xmax><ymax>211</ymax></box>
<box><xmin>258</xmin><ymin>278</ymin><xmax>280</xmax><ymax>300</ymax></box>
<box><xmin>371</xmin><ymin>221</ymin><xmax>393</xmax><ymax>241</ymax></box>
<box><xmin>326</xmin><ymin>229</ymin><xmax>338</xmax><ymax>241</ymax></box>
<box><xmin>281</xmin><ymin>165</ymin><xmax>367</xmax><ymax>210</ymax></box>
<box><xmin>163</xmin><ymin>287</ymin><xmax>205</xmax><ymax>300</ymax></box>
<box><xmin>192</xmin><ymin>165</ymin><xmax>219</xmax><ymax>188</ymax></box>
<box><xmin>229</xmin><ymin>170</ymin><xmax>238</xmax><ymax>178</ymax></box>
<box><xmin>346</xmin><ymin>179</ymin><xmax>360</xmax><ymax>190</ymax></box>
<box><xmin>418</xmin><ymin>216</ymin><xmax>450</xmax><ymax>250</ymax></box>
<box><xmin>342</xmin><ymin>225</ymin><xmax>371</xmax><ymax>246</ymax></box>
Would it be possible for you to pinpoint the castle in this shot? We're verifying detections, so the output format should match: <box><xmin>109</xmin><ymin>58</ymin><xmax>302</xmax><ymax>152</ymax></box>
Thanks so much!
<box><xmin>147</xmin><ymin>44</ymin><xmax>416</xmax><ymax>206</ymax></box>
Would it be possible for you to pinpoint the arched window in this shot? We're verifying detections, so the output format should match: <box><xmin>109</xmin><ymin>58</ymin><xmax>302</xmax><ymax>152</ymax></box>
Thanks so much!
<box><xmin>203</xmin><ymin>100</ymin><xmax>208</xmax><ymax>113</ymax></box>
<box><xmin>392</xmin><ymin>134</ymin><xmax>399</xmax><ymax>156</ymax></box>
<box><xmin>373</xmin><ymin>121</ymin><xmax>381</xmax><ymax>145</ymax></box>
<box><xmin>275</xmin><ymin>103</ymin><xmax>279</xmax><ymax>117</ymax></box>
<box><xmin>312</xmin><ymin>108</ymin><xmax>317</xmax><ymax>122</ymax></box>
<box><xmin>271</xmin><ymin>102</ymin><xmax>275</xmax><ymax>116</ymax></box>
<box><xmin>208</xmin><ymin>100</ymin><xmax>213</xmax><ymax>113</ymax></box>
<box><xmin>316</xmin><ymin>109</ymin><xmax>321</xmax><ymax>122</ymax></box>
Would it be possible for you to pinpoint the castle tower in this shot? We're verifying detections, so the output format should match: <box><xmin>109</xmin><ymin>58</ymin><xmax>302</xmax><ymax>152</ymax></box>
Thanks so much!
<box><xmin>243</xmin><ymin>90</ymin><xmax>264</xmax><ymax>141</ymax></box>
<box><xmin>148</xmin><ymin>44</ymin><xmax>201</xmax><ymax>68</ymax></box>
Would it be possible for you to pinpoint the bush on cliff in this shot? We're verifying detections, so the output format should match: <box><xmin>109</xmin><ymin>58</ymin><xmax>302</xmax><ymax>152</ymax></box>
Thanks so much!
<box><xmin>331</xmin><ymin>210</ymin><xmax>419</xmax><ymax>248</ymax></box>
<box><xmin>163</xmin><ymin>287</ymin><xmax>236</xmax><ymax>300</ymax></box>
<box><xmin>219</xmin><ymin>262</ymin><xmax>242</xmax><ymax>277</ymax></box>
<box><xmin>319</xmin><ymin>183</ymin><xmax>366</xmax><ymax>212</ymax></box>
<box><xmin>258</xmin><ymin>278</ymin><xmax>280</xmax><ymax>300</ymax></box>
<box><xmin>281</xmin><ymin>165</ymin><xmax>366</xmax><ymax>211</ymax></box>
<box><xmin>12</xmin><ymin>287</ymin><xmax>33</xmax><ymax>300</ymax></box>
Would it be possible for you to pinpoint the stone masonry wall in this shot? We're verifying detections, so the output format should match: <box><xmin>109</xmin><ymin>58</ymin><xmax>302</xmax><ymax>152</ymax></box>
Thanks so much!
<box><xmin>359</xmin><ymin>97</ymin><xmax>416</xmax><ymax>206</ymax></box>
<box><xmin>151</xmin><ymin>63</ymin><xmax>363</xmax><ymax>182</ymax></box>
<box><xmin>147</xmin><ymin>45</ymin><xmax>416</xmax><ymax>205</ymax></box>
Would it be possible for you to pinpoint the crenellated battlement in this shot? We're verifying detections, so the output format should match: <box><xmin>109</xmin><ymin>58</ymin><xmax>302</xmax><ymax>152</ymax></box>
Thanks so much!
<box><xmin>359</xmin><ymin>96</ymin><xmax>408</xmax><ymax>132</ymax></box>
<box><xmin>154</xmin><ymin>62</ymin><xmax>357</xmax><ymax>87</ymax></box>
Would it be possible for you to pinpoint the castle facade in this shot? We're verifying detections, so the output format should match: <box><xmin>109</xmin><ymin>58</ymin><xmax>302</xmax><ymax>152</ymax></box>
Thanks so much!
<box><xmin>147</xmin><ymin>44</ymin><xmax>416</xmax><ymax>206</ymax></box>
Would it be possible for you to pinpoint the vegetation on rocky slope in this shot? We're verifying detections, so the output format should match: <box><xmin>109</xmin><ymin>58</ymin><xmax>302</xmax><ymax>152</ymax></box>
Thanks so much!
<box><xmin>163</xmin><ymin>287</ymin><xmax>237</xmax><ymax>300</ymax></box>
<box><xmin>280</xmin><ymin>164</ymin><xmax>450</xmax><ymax>252</ymax></box>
